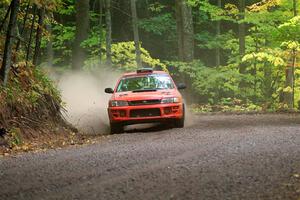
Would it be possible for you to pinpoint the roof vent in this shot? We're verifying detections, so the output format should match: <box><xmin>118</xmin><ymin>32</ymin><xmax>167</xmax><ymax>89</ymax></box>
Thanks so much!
<box><xmin>136</xmin><ymin>68</ymin><xmax>153</xmax><ymax>73</ymax></box>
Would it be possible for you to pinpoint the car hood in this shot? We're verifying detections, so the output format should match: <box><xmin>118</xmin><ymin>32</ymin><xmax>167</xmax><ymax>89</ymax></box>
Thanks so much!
<box><xmin>111</xmin><ymin>89</ymin><xmax>181</xmax><ymax>101</ymax></box>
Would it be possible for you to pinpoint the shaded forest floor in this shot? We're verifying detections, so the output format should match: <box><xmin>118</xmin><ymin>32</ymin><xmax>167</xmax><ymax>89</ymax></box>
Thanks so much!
<box><xmin>0</xmin><ymin>125</ymin><xmax>105</xmax><ymax>156</ymax></box>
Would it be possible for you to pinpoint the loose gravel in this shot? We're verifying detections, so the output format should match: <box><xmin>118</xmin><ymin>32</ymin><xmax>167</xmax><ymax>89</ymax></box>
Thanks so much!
<box><xmin>0</xmin><ymin>114</ymin><xmax>300</xmax><ymax>200</ymax></box>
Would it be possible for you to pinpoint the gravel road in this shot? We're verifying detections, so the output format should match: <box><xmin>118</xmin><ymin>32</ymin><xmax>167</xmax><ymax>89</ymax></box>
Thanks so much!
<box><xmin>1</xmin><ymin>114</ymin><xmax>300</xmax><ymax>200</ymax></box>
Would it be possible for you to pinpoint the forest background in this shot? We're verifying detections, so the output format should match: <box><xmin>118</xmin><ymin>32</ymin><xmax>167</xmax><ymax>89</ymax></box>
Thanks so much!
<box><xmin>0</xmin><ymin>0</ymin><xmax>300</xmax><ymax>121</ymax></box>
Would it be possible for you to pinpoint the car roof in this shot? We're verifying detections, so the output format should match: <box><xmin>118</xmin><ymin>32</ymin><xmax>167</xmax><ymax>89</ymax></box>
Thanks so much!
<box><xmin>122</xmin><ymin>70</ymin><xmax>169</xmax><ymax>77</ymax></box>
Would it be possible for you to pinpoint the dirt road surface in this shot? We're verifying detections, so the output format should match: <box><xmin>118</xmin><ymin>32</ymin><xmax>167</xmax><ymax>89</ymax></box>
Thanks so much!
<box><xmin>1</xmin><ymin>114</ymin><xmax>300</xmax><ymax>200</ymax></box>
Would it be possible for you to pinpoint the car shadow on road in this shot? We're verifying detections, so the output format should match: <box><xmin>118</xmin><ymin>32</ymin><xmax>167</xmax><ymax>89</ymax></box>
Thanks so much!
<box><xmin>124</xmin><ymin>123</ymin><xmax>173</xmax><ymax>133</ymax></box>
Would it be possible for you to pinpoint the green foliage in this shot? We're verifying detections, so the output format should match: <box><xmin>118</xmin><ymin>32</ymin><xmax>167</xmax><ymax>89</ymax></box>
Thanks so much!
<box><xmin>1</xmin><ymin>0</ymin><xmax>300</xmax><ymax>115</ymax></box>
<box><xmin>33</xmin><ymin>68</ymin><xmax>62</xmax><ymax>102</ymax></box>
<box><xmin>0</xmin><ymin>63</ymin><xmax>63</xmax><ymax>118</ymax></box>
<box><xmin>278</xmin><ymin>16</ymin><xmax>300</xmax><ymax>53</ymax></box>
<box><xmin>242</xmin><ymin>52</ymin><xmax>285</xmax><ymax>67</ymax></box>
<box><xmin>195</xmin><ymin>31</ymin><xmax>234</xmax><ymax>50</ymax></box>
<box><xmin>55</xmin><ymin>0</ymin><xmax>75</xmax><ymax>15</ymax></box>
<box><xmin>139</xmin><ymin>13</ymin><xmax>176</xmax><ymax>36</ymax></box>
<box><xmin>81</xmin><ymin>25</ymin><xmax>105</xmax><ymax>55</ymax></box>
<box><xmin>6</xmin><ymin>128</ymin><xmax>22</xmax><ymax>148</ymax></box>
<box><xmin>111</xmin><ymin>42</ymin><xmax>166</xmax><ymax>71</ymax></box>
<box><xmin>147</xmin><ymin>2</ymin><xmax>166</xmax><ymax>13</ymax></box>
<box><xmin>84</xmin><ymin>41</ymin><xmax>167</xmax><ymax>72</ymax></box>
<box><xmin>190</xmin><ymin>98</ymin><xmax>263</xmax><ymax>113</ymax></box>
<box><xmin>189</xmin><ymin>1</ymin><xmax>240</xmax><ymax>26</ymax></box>
<box><xmin>167</xmin><ymin>60</ymin><xmax>242</xmax><ymax>104</ymax></box>
<box><xmin>188</xmin><ymin>0</ymin><xmax>231</xmax><ymax>21</ymax></box>
<box><xmin>51</xmin><ymin>24</ymin><xmax>75</xmax><ymax>64</ymax></box>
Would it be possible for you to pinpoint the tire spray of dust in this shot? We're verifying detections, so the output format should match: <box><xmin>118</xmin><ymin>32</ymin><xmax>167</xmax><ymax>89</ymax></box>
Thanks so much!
<box><xmin>56</xmin><ymin>69</ymin><xmax>121</xmax><ymax>135</ymax></box>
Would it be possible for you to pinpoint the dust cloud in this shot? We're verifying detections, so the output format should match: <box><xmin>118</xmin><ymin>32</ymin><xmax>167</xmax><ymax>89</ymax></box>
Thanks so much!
<box><xmin>185</xmin><ymin>108</ymin><xmax>197</xmax><ymax>127</ymax></box>
<box><xmin>56</xmin><ymin>69</ymin><xmax>121</xmax><ymax>135</ymax></box>
<box><xmin>51</xmin><ymin>68</ymin><xmax>196</xmax><ymax>135</ymax></box>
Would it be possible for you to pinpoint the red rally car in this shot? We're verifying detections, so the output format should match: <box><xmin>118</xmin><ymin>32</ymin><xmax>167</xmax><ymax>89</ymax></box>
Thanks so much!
<box><xmin>105</xmin><ymin>68</ymin><xmax>186</xmax><ymax>134</ymax></box>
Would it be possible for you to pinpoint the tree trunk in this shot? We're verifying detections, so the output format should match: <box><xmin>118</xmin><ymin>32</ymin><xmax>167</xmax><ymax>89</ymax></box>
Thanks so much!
<box><xmin>0</xmin><ymin>0</ymin><xmax>19</xmax><ymax>86</ymax></box>
<box><xmin>284</xmin><ymin>59</ymin><xmax>294</xmax><ymax>109</ymax></box>
<box><xmin>237</xmin><ymin>0</ymin><xmax>247</xmax><ymax>97</ymax></box>
<box><xmin>175</xmin><ymin>0</ymin><xmax>194</xmax><ymax>104</ymax></box>
<box><xmin>175</xmin><ymin>0</ymin><xmax>184</xmax><ymax>61</ymax></box>
<box><xmin>175</xmin><ymin>0</ymin><xmax>194</xmax><ymax>62</ymax></box>
<box><xmin>46</xmin><ymin>12</ymin><xmax>54</xmax><ymax>67</ymax></box>
<box><xmin>105</xmin><ymin>0</ymin><xmax>112</xmax><ymax>66</ymax></box>
<box><xmin>130</xmin><ymin>0</ymin><xmax>142</xmax><ymax>67</ymax></box>
<box><xmin>263</xmin><ymin>62</ymin><xmax>272</xmax><ymax>102</ymax></box>
<box><xmin>284</xmin><ymin>0</ymin><xmax>297</xmax><ymax>109</ymax></box>
<box><xmin>253</xmin><ymin>26</ymin><xmax>259</xmax><ymax>100</ymax></box>
<box><xmin>216</xmin><ymin>0</ymin><xmax>221</xmax><ymax>67</ymax></box>
<box><xmin>293</xmin><ymin>0</ymin><xmax>298</xmax><ymax>16</ymax></box>
<box><xmin>26</xmin><ymin>5</ymin><xmax>37</xmax><ymax>64</ymax></box>
<box><xmin>99</xmin><ymin>0</ymin><xmax>103</xmax><ymax>62</ymax></box>
<box><xmin>0</xmin><ymin>1</ymin><xmax>12</xmax><ymax>33</ymax></box>
<box><xmin>238</xmin><ymin>0</ymin><xmax>246</xmax><ymax>73</ymax></box>
<box><xmin>72</xmin><ymin>0</ymin><xmax>90</xmax><ymax>70</ymax></box>
<box><xmin>33</xmin><ymin>7</ymin><xmax>45</xmax><ymax>66</ymax></box>
<box><xmin>15</xmin><ymin>2</ymin><xmax>30</xmax><ymax>52</ymax></box>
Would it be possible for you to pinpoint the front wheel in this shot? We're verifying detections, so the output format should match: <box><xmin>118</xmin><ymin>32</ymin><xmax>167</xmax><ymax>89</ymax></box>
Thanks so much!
<box><xmin>174</xmin><ymin>104</ymin><xmax>185</xmax><ymax>128</ymax></box>
<box><xmin>110</xmin><ymin>123</ymin><xmax>124</xmax><ymax>134</ymax></box>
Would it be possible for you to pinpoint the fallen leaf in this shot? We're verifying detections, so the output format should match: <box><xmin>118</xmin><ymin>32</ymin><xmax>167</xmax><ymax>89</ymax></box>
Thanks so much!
<box><xmin>21</xmin><ymin>145</ymin><xmax>29</xmax><ymax>151</ymax></box>
<box><xmin>293</xmin><ymin>174</ymin><xmax>300</xmax><ymax>178</ymax></box>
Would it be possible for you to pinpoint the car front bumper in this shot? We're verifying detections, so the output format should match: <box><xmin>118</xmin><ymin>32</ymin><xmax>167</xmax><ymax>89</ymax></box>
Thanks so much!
<box><xmin>108</xmin><ymin>103</ymin><xmax>184</xmax><ymax>125</ymax></box>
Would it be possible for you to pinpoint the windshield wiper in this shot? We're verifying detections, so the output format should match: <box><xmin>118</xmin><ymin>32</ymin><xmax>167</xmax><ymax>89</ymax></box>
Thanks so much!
<box><xmin>132</xmin><ymin>89</ymin><xmax>157</xmax><ymax>93</ymax></box>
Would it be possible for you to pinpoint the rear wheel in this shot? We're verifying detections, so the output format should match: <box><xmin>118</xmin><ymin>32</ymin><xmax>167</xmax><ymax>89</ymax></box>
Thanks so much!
<box><xmin>110</xmin><ymin>123</ymin><xmax>124</xmax><ymax>134</ymax></box>
<box><xmin>174</xmin><ymin>104</ymin><xmax>185</xmax><ymax>128</ymax></box>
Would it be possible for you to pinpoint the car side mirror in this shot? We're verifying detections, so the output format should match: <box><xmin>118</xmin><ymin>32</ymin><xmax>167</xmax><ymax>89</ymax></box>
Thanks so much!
<box><xmin>177</xmin><ymin>83</ymin><xmax>186</xmax><ymax>90</ymax></box>
<box><xmin>105</xmin><ymin>88</ymin><xmax>114</xmax><ymax>94</ymax></box>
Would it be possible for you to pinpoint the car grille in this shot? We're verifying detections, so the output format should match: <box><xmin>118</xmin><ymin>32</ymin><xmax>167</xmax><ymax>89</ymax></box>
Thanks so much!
<box><xmin>128</xmin><ymin>99</ymin><xmax>161</xmax><ymax>106</ymax></box>
<box><xmin>130</xmin><ymin>108</ymin><xmax>161</xmax><ymax>118</ymax></box>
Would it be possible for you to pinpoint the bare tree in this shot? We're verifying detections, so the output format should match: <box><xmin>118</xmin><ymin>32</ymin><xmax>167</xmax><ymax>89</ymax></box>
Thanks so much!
<box><xmin>284</xmin><ymin>0</ymin><xmax>298</xmax><ymax>108</ymax></box>
<box><xmin>237</xmin><ymin>0</ymin><xmax>247</xmax><ymax>93</ymax></box>
<box><xmin>175</xmin><ymin>0</ymin><xmax>194</xmax><ymax>62</ymax></box>
<box><xmin>175</xmin><ymin>0</ymin><xmax>194</xmax><ymax>103</ymax></box>
<box><xmin>72</xmin><ymin>0</ymin><xmax>90</xmax><ymax>70</ymax></box>
<box><xmin>0</xmin><ymin>1</ymin><xmax>12</xmax><ymax>33</ymax></box>
<box><xmin>33</xmin><ymin>7</ymin><xmax>45</xmax><ymax>66</ymax></box>
<box><xmin>46</xmin><ymin>12</ymin><xmax>54</xmax><ymax>67</ymax></box>
<box><xmin>293</xmin><ymin>0</ymin><xmax>298</xmax><ymax>16</ymax></box>
<box><xmin>238</xmin><ymin>0</ymin><xmax>246</xmax><ymax>74</ymax></box>
<box><xmin>130</xmin><ymin>0</ymin><xmax>142</xmax><ymax>67</ymax></box>
<box><xmin>99</xmin><ymin>0</ymin><xmax>103</xmax><ymax>62</ymax></box>
<box><xmin>216</xmin><ymin>0</ymin><xmax>221</xmax><ymax>67</ymax></box>
<box><xmin>105</xmin><ymin>0</ymin><xmax>112</xmax><ymax>66</ymax></box>
<box><xmin>15</xmin><ymin>2</ymin><xmax>30</xmax><ymax>52</ymax></box>
<box><xmin>0</xmin><ymin>0</ymin><xmax>20</xmax><ymax>86</ymax></box>
<box><xmin>26</xmin><ymin>5</ymin><xmax>37</xmax><ymax>64</ymax></box>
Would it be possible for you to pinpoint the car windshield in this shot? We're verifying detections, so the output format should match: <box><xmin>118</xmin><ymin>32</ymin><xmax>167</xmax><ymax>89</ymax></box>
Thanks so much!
<box><xmin>116</xmin><ymin>74</ymin><xmax>175</xmax><ymax>92</ymax></box>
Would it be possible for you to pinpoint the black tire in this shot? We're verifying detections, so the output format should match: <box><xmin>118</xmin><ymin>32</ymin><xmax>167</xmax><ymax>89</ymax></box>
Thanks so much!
<box><xmin>110</xmin><ymin>123</ymin><xmax>124</xmax><ymax>134</ymax></box>
<box><xmin>174</xmin><ymin>104</ymin><xmax>185</xmax><ymax>128</ymax></box>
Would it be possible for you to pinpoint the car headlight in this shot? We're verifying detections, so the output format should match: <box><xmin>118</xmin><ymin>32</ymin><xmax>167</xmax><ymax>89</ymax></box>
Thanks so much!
<box><xmin>161</xmin><ymin>97</ymin><xmax>180</xmax><ymax>104</ymax></box>
<box><xmin>109</xmin><ymin>100</ymin><xmax>129</xmax><ymax>107</ymax></box>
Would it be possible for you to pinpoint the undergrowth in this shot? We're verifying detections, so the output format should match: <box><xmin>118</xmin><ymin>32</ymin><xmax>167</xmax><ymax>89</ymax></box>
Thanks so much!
<box><xmin>0</xmin><ymin>62</ymin><xmax>68</xmax><ymax>147</ymax></box>
<box><xmin>189</xmin><ymin>98</ymin><xmax>293</xmax><ymax>114</ymax></box>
